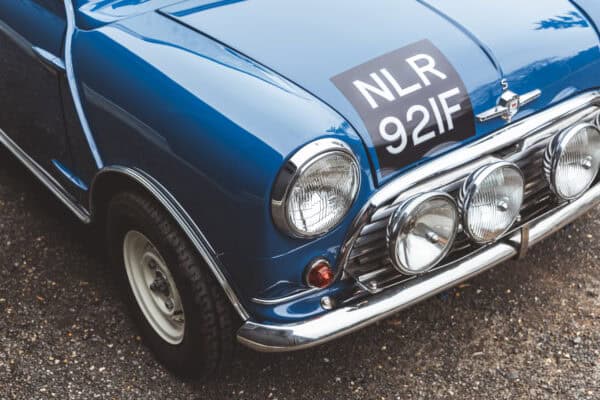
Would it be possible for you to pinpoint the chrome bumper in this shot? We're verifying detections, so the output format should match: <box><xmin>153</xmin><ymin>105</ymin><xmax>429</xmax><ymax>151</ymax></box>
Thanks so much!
<box><xmin>237</xmin><ymin>183</ymin><xmax>600</xmax><ymax>352</ymax></box>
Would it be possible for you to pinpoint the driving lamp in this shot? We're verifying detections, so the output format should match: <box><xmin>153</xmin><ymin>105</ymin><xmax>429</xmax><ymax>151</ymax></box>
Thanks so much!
<box><xmin>544</xmin><ymin>123</ymin><xmax>600</xmax><ymax>200</ymax></box>
<box><xmin>387</xmin><ymin>192</ymin><xmax>458</xmax><ymax>275</ymax></box>
<box><xmin>459</xmin><ymin>161</ymin><xmax>524</xmax><ymax>244</ymax></box>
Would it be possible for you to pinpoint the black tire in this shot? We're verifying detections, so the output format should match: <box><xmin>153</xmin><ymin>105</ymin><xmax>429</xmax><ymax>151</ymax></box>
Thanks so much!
<box><xmin>106</xmin><ymin>191</ymin><xmax>237</xmax><ymax>378</ymax></box>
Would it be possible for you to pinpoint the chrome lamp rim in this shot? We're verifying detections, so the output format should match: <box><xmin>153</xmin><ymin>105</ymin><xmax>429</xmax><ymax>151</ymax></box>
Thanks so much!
<box><xmin>544</xmin><ymin>122</ymin><xmax>600</xmax><ymax>201</ymax></box>
<box><xmin>271</xmin><ymin>138</ymin><xmax>360</xmax><ymax>239</ymax></box>
<box><xmin>459</xmin><ymin>160</ymin><xmax>524</xmax><ymax>244</ymax></box>
<box><xmin>386</xmin><ymin>191</ymin><xmax>459</xmax><ymax>275</ymax></box>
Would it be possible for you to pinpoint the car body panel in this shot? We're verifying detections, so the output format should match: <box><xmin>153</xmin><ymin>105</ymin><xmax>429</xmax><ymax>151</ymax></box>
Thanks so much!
<box><xmin>0</xmin><ymin>0</ymin><xmax>65</xmax><ymax>56</ymax></box>
<box><xmin>70</xmin><ymin>12</ymin><xmax>375</xmax><ymax>318</ymax></box>
<box><xmin>74</xmin><ymin>0</ymin><xmax>185</xmax><ymax>30</ymax></box>
<box><xmin>0</xmin><ymin>2</ymin><xmax>75</xmax><ymax>180</ymax></box>
<box><xmin>572</xmin><ymin>0</ymin><xmax>600</xmax><ymax>32</ymax></box>
<box><xmin>162</xmin><ymin>0</ymin><xmax>600</xmax><ymax>184</ymax></box>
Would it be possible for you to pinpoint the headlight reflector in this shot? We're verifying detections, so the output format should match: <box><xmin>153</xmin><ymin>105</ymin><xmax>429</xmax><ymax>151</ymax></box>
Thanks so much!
<box><xmin>544</xmin><ymin>123</ymin><xmax>600</xmax><ymax>200</ymax></box>
<box><xmin>459</xmin><ymin>161</ymin><xmax>524</xmax><ymax>244</ymax></box>
<box><xmin>387</xmin><ymin>192</ymin><xmax>458</xmax><ymax>275</ymax></box>
<box><xmin>272</xmin><ymin>139</ymin><xmax>360</xmax><ymax>238</ymax></box>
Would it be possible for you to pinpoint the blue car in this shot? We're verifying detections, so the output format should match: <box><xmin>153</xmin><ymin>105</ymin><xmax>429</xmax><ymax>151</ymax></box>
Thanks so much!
<box><xmin>1</xmin><ymin>0</ymin><xmax>600</xmax><ymax>377</ymax></box>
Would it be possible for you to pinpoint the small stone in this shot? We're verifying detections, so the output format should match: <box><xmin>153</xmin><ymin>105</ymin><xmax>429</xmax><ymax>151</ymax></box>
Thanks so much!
<box><xmin>506</xmin><ymin>370</ymin><xmax>519</xmax><ymax>380</ymax></box>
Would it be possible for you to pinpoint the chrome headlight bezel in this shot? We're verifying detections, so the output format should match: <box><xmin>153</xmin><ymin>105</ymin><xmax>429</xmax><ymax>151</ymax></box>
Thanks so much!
<box><xmin>543</xmin><ymin>123</ymin><xmax>600</xmax><ymax>201</ymax></box>
<box><xmin>387</xmin><ymin>192</ymin><xmax>459</xmax><ymax>275</ymax></box>
<box><xmin>271</xmin><ymin>138</ymin><xmax>360</xmax><ymax>239</ymax></box>
<box><xmin>459</xmin><ymin>161</ymin><xmax>524</xmax><ymax>244</ymax></box>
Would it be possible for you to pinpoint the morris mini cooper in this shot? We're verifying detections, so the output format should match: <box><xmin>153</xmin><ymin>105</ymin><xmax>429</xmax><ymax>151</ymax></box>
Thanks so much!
<box><xmin>1</xmin><ymin>0</ymin><xmax>600</xmax><ymax>378</ymax></box>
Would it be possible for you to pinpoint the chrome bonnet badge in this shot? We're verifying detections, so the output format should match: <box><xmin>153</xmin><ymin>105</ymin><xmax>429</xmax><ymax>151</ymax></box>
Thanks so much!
<box><xmin>477</xmin><ymin>79</ymin><xmax>541</xmax><ymax>123</ymax></box>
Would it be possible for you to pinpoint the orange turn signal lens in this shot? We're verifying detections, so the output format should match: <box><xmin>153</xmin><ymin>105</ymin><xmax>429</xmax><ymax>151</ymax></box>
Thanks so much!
<box><xmin>305</xmin><ymin>259</ymin><xmax>334</xmax><ymax>289</ymax></box>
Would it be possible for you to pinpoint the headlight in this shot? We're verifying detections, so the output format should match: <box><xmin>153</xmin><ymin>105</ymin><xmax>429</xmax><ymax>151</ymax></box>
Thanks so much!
<box><xmin>459</xmin><ymin>161</ymin><xmax>524</xmax><ymax>244</ymax></box>
<box><xmin>271</xmin><ymin>139</ymin><xmax>360</xmax><ymax>238</ymax></box>
<box><xmin>544</xmin><ymin>123</ymin><xmax>600</xmax><ymax>200</ymax></box>
<box><xmin>387</xmin><ymin>192</ymin><xmax>458</xmax><ymax>275</ymax></box>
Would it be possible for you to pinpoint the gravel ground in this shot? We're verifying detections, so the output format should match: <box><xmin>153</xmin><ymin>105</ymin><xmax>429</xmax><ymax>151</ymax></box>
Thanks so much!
<box><xmin>0</xmin><ymin>148</ymin><xmax>599</xmax><ymax>400</ymax></box>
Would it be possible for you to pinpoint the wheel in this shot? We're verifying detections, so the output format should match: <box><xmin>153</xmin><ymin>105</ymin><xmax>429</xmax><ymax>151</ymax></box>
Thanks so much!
<box><xmin>106</xmin><ymin>191</ymin><xmax>237</xmax><ymax>378</ymax></box>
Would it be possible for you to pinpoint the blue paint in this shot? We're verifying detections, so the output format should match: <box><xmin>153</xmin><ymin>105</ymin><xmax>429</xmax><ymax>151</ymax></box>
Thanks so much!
<box><xmin>52</xmin><ymin>159</ymin><xmax>89</xmax><ymax>191</ymax></box>
<box><xmin>71</xmin><ymin>13</ymin><xmax>373</xmax><ymax>317</ymax></box>
<box><xmin>162</xmin><ymin>0</ymin><xmax>600</xmax><ymax>186</ymax></box>
<box><xmin>65</xmin><ymin>0</ymin><xmax>104</xmax><ymax>170</ymax></box>
<box><xmin>167</xmin><ymin>0</ymin><xmax>247</xmax><ymax>17</ymax></box>
<box><xmin>75</xmin><ymin>0</ymin><xmax>185</xmax><ymax>29</ymax></box>
<box><xmin>0</xmin><ymin>1</ymin><xmax>65</xmax><ymax>56</ymax></box>
<box><xmin>1</xmin><ymin>0</ymin><xmax>599</xmax><ymax>324</ymax></box>
<box><xmin>572</xmin><ymin>0</ymin><xmax>600</xmax><ymax>35</ymax></box>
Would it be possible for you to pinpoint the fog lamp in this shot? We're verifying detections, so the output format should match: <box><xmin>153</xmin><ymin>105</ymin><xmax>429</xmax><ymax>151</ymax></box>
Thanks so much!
<box><xmin>459</xmin><ymin>161</ymin><xmax>524</xmax><ymax>244</ymax></box>
<box><xmin>544</xmin><ymin>123</ymin><xmax>600</xmax><ymax>200</ymax></box>
<box><xmin>387</xmin><ymin>192</ymin><xmax>458</xmax><ymax>275</ymax></box>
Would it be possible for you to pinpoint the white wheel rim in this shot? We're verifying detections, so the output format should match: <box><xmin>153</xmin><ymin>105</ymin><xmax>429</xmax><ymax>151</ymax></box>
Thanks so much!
<box><xmin>123</xmin><ymin>230</ymin><xmax>185</xmax><ymax>345</ymax></box>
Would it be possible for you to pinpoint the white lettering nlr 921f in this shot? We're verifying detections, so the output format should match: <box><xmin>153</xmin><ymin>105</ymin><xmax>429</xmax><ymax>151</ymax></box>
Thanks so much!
<box><xmin>352</xmin><ymin>53</ymin><xmax>463</xmax><ymax>156</ymax></box>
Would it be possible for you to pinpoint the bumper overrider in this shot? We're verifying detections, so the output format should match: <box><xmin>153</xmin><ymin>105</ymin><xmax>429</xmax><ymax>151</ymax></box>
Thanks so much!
<box><xmin>237</xmin><ymin>91</ymin><xmax>600</xmax><ymax>352</ymax></box>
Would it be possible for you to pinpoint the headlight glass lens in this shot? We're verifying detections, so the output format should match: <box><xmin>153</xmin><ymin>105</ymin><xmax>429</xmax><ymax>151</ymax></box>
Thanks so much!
<box><xmin>387</xmin><ymin>193</ymin><xmax>458</xmax><ymax>275</ymax></box>
<box><xmin>286</xmin><ymin>151</ymin><xmax>359</xmax><ymax>237</ymax></box>
<box><xmin>461</xmin><ymin>162</ymin><xmax>524</xmax><ymax>244</ymax></box>
<box><xmin>545</xmin><ymin>123</ymin><xmax>600</xmax><ymax>200</ymax></box>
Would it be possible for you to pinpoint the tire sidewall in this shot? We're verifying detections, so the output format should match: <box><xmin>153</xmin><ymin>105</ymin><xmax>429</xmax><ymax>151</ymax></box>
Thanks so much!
<box><xmin>106</xmin><ymin>194</ymin><xmax>211</xmax><ymax>374</ymax></box>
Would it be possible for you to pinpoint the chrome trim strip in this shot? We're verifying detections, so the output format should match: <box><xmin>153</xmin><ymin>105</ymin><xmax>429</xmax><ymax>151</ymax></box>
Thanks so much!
<box><xmin>0</xmin><ymin>128</ymin><xmax>91</xmax><ymax>223</ymax></box>
<box><xmin>337</xmin><ymin>91</ymin><xmax>600</xmax><ymax>274</ymax></box>
<box><xmin>90</xmin><ymin>166</ymin><xmax>251</xmax><ymax>321</ymax></box>
<box><xmin>64</xmin><ymin>0</ymin><xmax>103</xmax><ymax>169</ymax></box>
<box><xmin>251</xmin><ymin>287</ymin><xmax>320</xmax><ymax>305</ymax></box>
<box><xmin>237</xmin><ymin>182</ymin><xmax>600</xmax><ymax>351</ymax></box>
<box><xmin>32</xmin><ymin>46</ymin><xmax>65</xmax><ymax>72</ymax></box>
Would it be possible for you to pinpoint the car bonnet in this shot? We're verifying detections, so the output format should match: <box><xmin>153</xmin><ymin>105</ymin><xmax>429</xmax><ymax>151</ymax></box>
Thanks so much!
<box><xmin>160</xmin><ymin>0</ymin><xmax>600</xmax><ymax>185</ymax></box>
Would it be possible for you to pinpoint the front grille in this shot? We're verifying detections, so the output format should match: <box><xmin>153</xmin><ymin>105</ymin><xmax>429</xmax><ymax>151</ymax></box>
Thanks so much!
<box><xmin>344</xmin><ymin>107</ymin><xmax>600</xmax><ymax>294</ymax></box>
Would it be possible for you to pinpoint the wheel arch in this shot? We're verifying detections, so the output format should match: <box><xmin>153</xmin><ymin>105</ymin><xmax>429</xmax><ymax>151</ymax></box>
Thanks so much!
<box><xmin>89</xmin><ymin>166</ymin><xmax>250</xmax><ymax>321</ymax></box>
